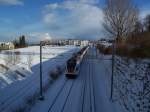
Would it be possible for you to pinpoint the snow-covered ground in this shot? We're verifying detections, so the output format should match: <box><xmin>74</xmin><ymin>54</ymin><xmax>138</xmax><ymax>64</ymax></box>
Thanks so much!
<box><xmin>0</xmin><ymin>45</ymin><xmax>80</xmax><ymax>112</ymax></box>
<box><xmin>2</xmin><ymin>46</ymin><xmax>145</xmax><ymax>112</ymax></box>
<box><xmin>99</xmin><ymin>41</ymin><xmax>112</xmax><ymax>47</ymax></box>
<box><xmin>98</xmin><ymin>42</ymin><xmax>150</xmax><ymax>112</ymax></box>
<box><xmin>29</xmin><ymin>47</ymin><xmax>123</xmax><ymax>112</ymax></box>
<box><xmin>113</xmin><ymin>56</ymin><xmax>150</xmax><ymax>112</ymax></box>
<box><xmin>0</xmin><ymin>46</ymin><xmax>79</xmax><ymax>89</ymax></box>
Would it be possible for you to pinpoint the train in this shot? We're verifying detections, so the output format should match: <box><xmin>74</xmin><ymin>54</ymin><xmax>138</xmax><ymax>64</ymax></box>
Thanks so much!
<box><xmin>65</xmin><ymin>46</ymin><xmax>89</xmax><ymax>78</ymax></box>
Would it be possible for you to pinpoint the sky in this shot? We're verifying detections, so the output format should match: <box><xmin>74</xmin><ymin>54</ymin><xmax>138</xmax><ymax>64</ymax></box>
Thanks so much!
<box><xmin>0</xmin><ymin>0</ymin><xmax>149</xmax><ymax>42</ymax></box>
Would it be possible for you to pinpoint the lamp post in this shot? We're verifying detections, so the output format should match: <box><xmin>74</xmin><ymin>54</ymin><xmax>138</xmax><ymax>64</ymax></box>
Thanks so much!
<box><xmin>110</xmin><ymin>39</ymin><xmax>116</xmax><ymax>101</ymax></box>
<box><xmin>39</xmin><ymin>41</ymin><xmax>44</xmax><ymax>100</ymax></box>
<box><xmin>38</xmin><ymin>34</ymin><xmax>50</xmax><ymax>100</ymax></box>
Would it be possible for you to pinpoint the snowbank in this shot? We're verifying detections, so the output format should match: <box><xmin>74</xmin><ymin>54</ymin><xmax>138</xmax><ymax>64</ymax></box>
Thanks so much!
<box><xmin>0</xmin><ymin>45</ymin><xmax>80</xmax><ymax>112</ymax></box>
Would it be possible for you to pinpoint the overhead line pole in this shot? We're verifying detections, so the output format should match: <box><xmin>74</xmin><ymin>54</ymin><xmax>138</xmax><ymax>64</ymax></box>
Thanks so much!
<box><xmin>110</xmin><ymin>39</ymin><xmax>116</xmax><ymax>101</ymax></box>
<box><xmin>39</xmin><ymin>41</ymin><xmax>44</xmax><ymax>101</ymax></box>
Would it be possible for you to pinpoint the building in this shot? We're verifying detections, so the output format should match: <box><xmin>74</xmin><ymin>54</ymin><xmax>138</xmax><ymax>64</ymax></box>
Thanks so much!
<box><xmin>81</xmin><ymin>40</ymin><xmax>89</xmax><ymax>46</ymax></box>
<box><xmin>57</xmin><ymin>39</ymin><xmax>89</xmax><ymax>46</ymax></box>
<box><xmin>68</xmin><ymin>39</ymin><xmax>74</xmax><ymax>45</ymax></box>
<box><xmin>73</xmin><ymin>40</ymin><xmax>81</xmax><ymax>46</ymax></box>
<box><xmin>98</xmin><ymin>39</ymin><xmax>112</xmax><ymax>47</ymax></box>
<box><xmin>0</xmin><ymin>42</ymin><xmax>15</xmax><ymax>50</ymax></box>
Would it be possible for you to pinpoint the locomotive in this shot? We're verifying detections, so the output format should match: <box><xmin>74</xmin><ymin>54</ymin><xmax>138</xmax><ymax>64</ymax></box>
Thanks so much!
<box><xmin>65</xmin><ymin>46</ymin><xmax>88</xmax><ymax>78</ymax></box>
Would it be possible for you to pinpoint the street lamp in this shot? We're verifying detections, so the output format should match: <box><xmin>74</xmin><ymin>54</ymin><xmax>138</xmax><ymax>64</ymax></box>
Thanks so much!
<box><xmin>38</xmin><ymin>37</ymin><xmax>50</xmax><ymax>101</ymax></box>
<box><xmin>110</xmin><ymin>38</ymin><xmax>116</xmax><ymax>101</ymax></box>
<box><xmin>39</xmin><ymin>41</ymin><xmax>45</xmax><ymax>100</ymax></box>
<box><xmin>38</xmin><ymin>33</ymin><xmax>51</xmax><ymax>100</ymax></box>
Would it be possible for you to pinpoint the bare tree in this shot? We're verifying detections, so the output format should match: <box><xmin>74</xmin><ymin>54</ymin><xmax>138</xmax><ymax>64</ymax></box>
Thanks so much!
<box><xmin>4</xmin><ymin>51</ymin><xmax>13</xmax><ymax>67</ymax></box>
<box><xmin>133</xmin><ymin>20</ymin><xmax>143</xmax><ymax>34</ymax></box>
<box><xmin>103</xmin><ymin>0</ymin><xmax>139</xmax><ymax>101</ymax></box>
<box><xmin>103</xmin><ymin>0</ymin><xmax>139</xmax><ymax>39</ymax></box>
<box><xmin>27</xmin><ymin>55</ymin><xmax>33</xmax><ymax>70</ymax></box>
<box><xmin>144</xmin><ymin>14</ymin><xmax>150</xmax><ymax>32</ymax></box>
<box><xmin>4</xmin><ymin>51</ymin><xmax>21</xmax><ymax>68</ymax></box>
<box><xmin>13</xmin><ymin>51</ymin><xmax>21</xmax><ymax>65</ymax></box>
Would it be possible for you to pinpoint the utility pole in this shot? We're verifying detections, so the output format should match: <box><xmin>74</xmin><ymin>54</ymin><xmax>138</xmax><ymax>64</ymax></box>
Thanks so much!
<box><xmin>39</xmin><ymin>41</ymin><xmax>44</xmax><ymax>100</ymax></box>
<box><xmin>110</xmin><ymin>39</ymin><xmax>115</xmax><ymax>101</ymax></box>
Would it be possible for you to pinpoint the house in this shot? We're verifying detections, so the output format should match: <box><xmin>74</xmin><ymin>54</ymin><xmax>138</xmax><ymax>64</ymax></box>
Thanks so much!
<box><xmin>81</xmin><ymin>40</ymin><xmax>89</xmax><ymax>46</ymax></box>
<box><xmin>0</xmin><ymin>42</ymin><xmax>15</xmax><ymax>50</ymax></box>
<box><xmin>58</xmin><ymin>39</ymin><xmax>89</xmax><ymax>46</ymax></box>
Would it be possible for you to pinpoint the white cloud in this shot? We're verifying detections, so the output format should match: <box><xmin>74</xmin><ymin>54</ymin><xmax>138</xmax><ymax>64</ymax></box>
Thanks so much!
<box><xmin>79</xmin><ymin>0</ymin><xmax>99</xmax><ymax>4</ymax></box>
<box><xmin>43</xmin><ymin>1</ymin><xmax>104</xmax><ymax>39</ymax></box>
<box><xmin>45</xmin><ymin>3</ymin><xmax>59</xmax><ymax>10</ymax></box>
<box><xmin>28</xmin><ymin>32</ymin><xmax>52</xmax><ymax>43</ymax></box>
<box><xmin>43</xmin><ymin>13</ymin><xmax>58</xmax><ymax>24</ymax></box>
<box><xmin>0</xmin><ymin>0</ymin><xmax>23</xmax><ymax>5</ymax></box>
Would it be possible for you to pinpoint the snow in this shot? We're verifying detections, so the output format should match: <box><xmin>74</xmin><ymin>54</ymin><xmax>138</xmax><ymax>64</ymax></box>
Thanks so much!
<box><xmin>0</xmin><ymin>45</ymin><xmax>80</xmax><ymax>112</ymax></box>
<box><xmin>29</xmin><ymin>47</ymin><xmax>123</xmax><ymax>112</ymax></box>
<box><xmin>99</xmin><ymin>41</ymin><xmax>112</xmax><ymax>47</ymax></box>
<box><xmin>0</xmin><ymin>45</ymin><xmax>79</xmax><ymax>89</ymax></box>
<box><xmin>0</xmin><ymin>46</ymin><xmax>135</xmax><ymax>112</ymax></box>
<box><xmin>113</xmin><ymin>56</ymin><xmax>150</xmax><ymax>112</ymax></box>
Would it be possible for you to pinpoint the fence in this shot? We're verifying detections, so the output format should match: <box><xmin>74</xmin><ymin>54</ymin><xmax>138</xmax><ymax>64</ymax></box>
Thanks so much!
<box><xmin>113</xmin><ymin>56</ymin><xmax>150</xmax><ymax>112</ymax></box>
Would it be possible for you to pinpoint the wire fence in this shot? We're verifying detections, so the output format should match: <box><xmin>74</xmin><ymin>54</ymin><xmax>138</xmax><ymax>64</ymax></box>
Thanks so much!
<box><xmin>113</xmin><ymin>56</ymin><xmax>150</xmax><ymax>112</ymax></box>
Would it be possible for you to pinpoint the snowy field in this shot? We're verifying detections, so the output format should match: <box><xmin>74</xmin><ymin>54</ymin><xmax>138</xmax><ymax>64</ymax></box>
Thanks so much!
<box><xmin>0</xmin><ymin>45</ymin><xmax>80</xmax><ymax>112</ymax></box>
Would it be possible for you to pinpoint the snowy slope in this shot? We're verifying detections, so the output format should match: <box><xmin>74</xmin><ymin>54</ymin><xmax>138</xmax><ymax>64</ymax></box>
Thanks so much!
<box><xmin>113</xmin><ymin>56</ymin><xmax>150</xmax><ymax>112</ymax></box>
<box><xmin>0</xmin><ymin>45</ymin><xmax>80</xmax><ymax>112</ymax></box>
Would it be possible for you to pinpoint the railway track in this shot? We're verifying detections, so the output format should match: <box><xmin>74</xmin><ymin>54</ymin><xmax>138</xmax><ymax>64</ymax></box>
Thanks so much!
<box><xmin>47</xmin><ymin>79</ymin><xmax>75</xmax><ymax>112</ymax></box>
<box><xmin>89</xmin><ymin>59</ymin><xmax>96</xmax><ymax>112</ymax></box>
<box><xmin>47</xmin><ymin>79</ymin><xmax>68</xmax><ymax>112</ymax></box>
<box><xmin>30</xmin><ymin>47</ymin><xmax>119</xmax><ymax>112</ymax></box>
<box><xmin>47</xmin><ymin>48</ymin><xmax>89</xmax><ymax>112</ymax></box>
<box><xmin>89</xmin><ymin>49</ymin><xmax>96</xmax><ymax>112</ymax></box>
<box><xmin>81</xmin><ymin>48</ymin><xmax>96</xmax><ymax>112</ymax></box>
<box><xmin>80</xmin><ymin>59</ymin><xmax>88</xmax><ymax>112</ymax></box>
<box><xmin>47</xmin><ymin>50</ymin><xmax>88</xmax><ymax>112</ymax></box>
<box><xmin>0</xmin><ymin>59</ymin><xmax>65</xmax><ymax>112</ymax></box>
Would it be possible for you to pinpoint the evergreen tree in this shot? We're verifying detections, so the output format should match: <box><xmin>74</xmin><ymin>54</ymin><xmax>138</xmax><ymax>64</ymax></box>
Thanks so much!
<box><xmin>20</xmin><ymin>36</ymin><xmax>22</xmax><ymax>46</ymax></box>
<box><xmin>19</xmin><ymin>35</ymin><xmax>26</xmax><ymax>47</ymax></box>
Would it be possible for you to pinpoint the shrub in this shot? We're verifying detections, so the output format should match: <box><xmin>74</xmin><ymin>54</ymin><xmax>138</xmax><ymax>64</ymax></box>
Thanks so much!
<box><xmin>116</xmin><ymin>43</ymin><xmax>129</xmax><ymax>56</ymax></box>
<box><xmin>129</xmin><ymin>47</ymin><xmax>150</xmax><ymax>58</ymax></box>
<box><xmin>26</xmin><ymin>93</ymin><xmax>37</xmax><ymax>107</ymax></box>
<box><xmin>103</xmin><ymin>47</ymin><xmax>112</xmax><ymax>54</ymax></box>
<box><xmin>49</xmin><ymin>65</ymin><xmax>64</xmax><ymax>80</ymax></box>
<box><xmin>125</xmin><ymin>31</ymin><xmax>150</xmax><ymax>58</ymax></box>
<box><xmin>97</xmin><ymin>44</ymin><xmax>105</xmax><ymax>53</ymax></box>
<box><xmin>49</xmin><ymin>68</ymin><xmax>59</xmax><ymax>80</ymax></box>
<box><xmin>43</xmin><ymin>80</ymin><xmax>52</xmax><ymax>92</ymax></box>
<box><xmin>97</xmin><ymin>44</ymin><xmax>112</xmax><ymax>55</ymax></box>
<box><xmin>56</xmin><ymin>66</ymin><xmax>63</xmax><ymax>74</ymax></box>
<box><xmin>11</xmin><ymin>66</ymin><xmax>65</xmax><ymax>112</ymax></box>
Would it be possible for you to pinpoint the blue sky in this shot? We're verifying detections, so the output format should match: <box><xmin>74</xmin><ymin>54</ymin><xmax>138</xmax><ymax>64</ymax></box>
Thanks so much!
<box><xmin>0</xmin><ymin>0</ymin><xmax>149</xmax><ymax>42</ymax></box>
